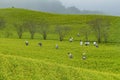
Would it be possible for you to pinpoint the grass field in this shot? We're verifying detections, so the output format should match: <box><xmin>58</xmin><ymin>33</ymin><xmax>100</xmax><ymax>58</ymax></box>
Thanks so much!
<box><xmin>0</xmin><ymin>8</ymin><xmax>120</xmax><ymax>80</ymax></box>
<box><xmin>0</xmin><ymin>38</ymin><xmax>120</xmax><ymax>80</ymax></box>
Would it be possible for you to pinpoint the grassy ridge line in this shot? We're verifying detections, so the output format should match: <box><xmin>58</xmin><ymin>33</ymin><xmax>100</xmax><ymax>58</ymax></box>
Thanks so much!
<box><xmin>1</xmin><ymin>8</ymin><xmax>117</xmax><ymax>24</ymax></box>
<box><xmin>0</xmin><ymin>53</ymin><xmax>119</xmax><ymax>80</ymax></box>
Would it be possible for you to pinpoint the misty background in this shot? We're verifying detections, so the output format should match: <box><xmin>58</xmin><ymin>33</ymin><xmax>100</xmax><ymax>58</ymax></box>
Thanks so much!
<box><xmin>0</xmin><ymin>0</ymin><xmax>119</xmax><ymax>16</ymax></box>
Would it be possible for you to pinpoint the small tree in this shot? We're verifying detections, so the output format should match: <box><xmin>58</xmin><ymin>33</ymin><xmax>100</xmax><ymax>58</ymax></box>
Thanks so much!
<box><xmin>0</xmin><ymin>17</ymin><xmax>6</xmax><ymax>29</ymax></box>
<box><xmin>55</xmin><ymin>25</ymin><xmax>70</xmax><ymax>41</ymax></box>
<box><xmin>87</xmin><ymin>18</ymin><xmax>111</xmax><ymax>43</ymax></box>
<box><xmin>79</xmin><ymin>24</ymin><xmax>92</xmax><ymax>41</ymax></box>
<box><xmin>4</xmin><ymin>27</ymin><xmax>13</xmax><ymax>38</ymax></box>
<box><xmin>14</xmin><ymin>23</ymin><xmax>24</xmax><ymax>39</ymax></box>
<box><xmin>24</xmin><ymin>20</ymin><xmax>37</xmax><ymax>39</ymax></box>
<box><xmin>87</xmin><ymin>18</ymin><xmax>101</xmax><ymax>43</ymax></box>
<box><xmin>38</xmin><ymin>19</ymin><xmax>49</xmax><ymax>40</ymax></box>
<box><xmin>0</xmin><ymin>17</ymin><xmax>6</xmax><ymax>37</ymax></box>
<box><xmin>102</xmin><ymin>20</ymin><xmax>111</xmax><ymax>43</ymax></box>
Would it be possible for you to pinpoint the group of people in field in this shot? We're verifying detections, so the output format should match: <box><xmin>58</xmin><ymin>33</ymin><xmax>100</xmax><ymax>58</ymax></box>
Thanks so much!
<box><xmin>25</xmin><ymin>37</ymin><xmax>99</xmax><ymax>60</ymax></box>
<box><xmin>80</xmin><ymin>40</ymin><xmax>99</xmax><ymax>48</ymax></box>
<box><xmin>68</xmin><ymin>39</ymin><xmax>99</xmax><ymax>60</ymax></box>
<box><xmin>25</xmin><ymin>41</ymin><xmax>42</xmax><ymax>47</ymax></box>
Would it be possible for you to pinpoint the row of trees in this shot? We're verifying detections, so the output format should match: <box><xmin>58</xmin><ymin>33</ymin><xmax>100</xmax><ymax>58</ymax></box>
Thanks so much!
<box><xmin>0</xmin><ymin>17</ymin><xmax>111</xmax><ymax>43</ymax></box>
<box><xmin>84</xmin><ymin>18</ymin><xmax>110</xmax><ymax>43</ymax></box>
<box><xmin>14</xmin><ymin>18</ymin><xmax>49</xmax><ymax>39</ymax></box>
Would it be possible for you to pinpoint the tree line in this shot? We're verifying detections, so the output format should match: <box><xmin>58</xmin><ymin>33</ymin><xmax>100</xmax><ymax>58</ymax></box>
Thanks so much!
<box><xmin>0</xmin><ymin>17</ymin><xmax>111</xmax><ymax>43</ymax></box>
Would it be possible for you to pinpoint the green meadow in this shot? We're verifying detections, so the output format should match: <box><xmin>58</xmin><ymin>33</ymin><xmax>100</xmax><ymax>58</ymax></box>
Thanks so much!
<box><xmin>0</xmin><ymin>39</ymin><xmax>120</xmax><ymax>80</ymax></box>
<box><xmin>0</xmin><ymin>8</ymin><xmax>120</xmax><ymax>80</ymax></box>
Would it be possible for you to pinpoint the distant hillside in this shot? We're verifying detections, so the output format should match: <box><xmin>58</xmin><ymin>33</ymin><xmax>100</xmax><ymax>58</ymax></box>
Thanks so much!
<box><xmin>0</xmin><ymin>8</ymin><xmax>120</xmax><ymax>42</ymax></box>
<box><xmin>0</xmin><ymin>8</ymin><xmax>114</xmax><ymax>25</ymax></box>
<box><xmin>0</xmin><ymin>0</ymin><xmax>103</xmax><ymax>14</ymax></box>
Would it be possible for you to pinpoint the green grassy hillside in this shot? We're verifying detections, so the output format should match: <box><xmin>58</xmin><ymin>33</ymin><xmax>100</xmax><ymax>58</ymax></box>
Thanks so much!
<box><xmin>0</xmin><ymin>8</ymin><xmax>120</xmax><ymax>80</ymax></box>
<box><xmin>0</xmin><ymin>38</ymin><xmax>120</xmax><ymax>80</ymax></box>
<box><xmin>0</xmin><ymin>53</ymin><xmax>120</xmax><ymax>80</ymax></box>
<box><xmin>0</xmin><ymin>8</ymin><xmax>120</xmax><ymax>42</ymax></box>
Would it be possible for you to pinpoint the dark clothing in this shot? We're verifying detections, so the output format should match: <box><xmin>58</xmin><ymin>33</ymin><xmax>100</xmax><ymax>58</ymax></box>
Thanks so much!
<box><xmin>38</xmin><ymin>43</ymin><xmax>42</xmax><ymax>46</ymax></box>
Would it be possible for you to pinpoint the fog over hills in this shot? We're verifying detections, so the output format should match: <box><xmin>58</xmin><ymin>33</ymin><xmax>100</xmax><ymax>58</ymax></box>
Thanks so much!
<box><xmin>0</xmin><ymin>0</ymin><xmax>117</xmax><ymax>15</ymax></box>
<box><xmin>60</xmin><ymin>0</ymin><xmax>120</xmax><ymax>16</ymax></box>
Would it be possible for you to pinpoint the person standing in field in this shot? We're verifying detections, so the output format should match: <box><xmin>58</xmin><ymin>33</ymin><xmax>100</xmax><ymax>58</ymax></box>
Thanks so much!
<box><xmin>69</xmin><ymin>37</ymin><xmax>73</xmax><ymax>42</ymax></box>
<box><xmin>80</xmin><ymin>40</ymin><xmax>83</xmax><ymax>46</ymax></box>
<box><xmin>56</xmin><ymin>44</ymin><xmax>59</xmax><ymax>49</ymax></box>
<box><xmin>68</xmin><ymin>52</ymin><xmax>73</xmax><ymax>59</ymax></box>
<box><xmin>77</xmin><ymin>33</ymin><xmax>80</xmax><ymax>37</ymax></box>
<box><xmin>25</xmin><ymin>40</ymin><xmax>29</xmax><ymax>46</ymax></box>
<box><xmin>93</xmin><ymin>41</ymin><xmax>97</xmax><ymax>46</ymax></box>
<box><xmin>85</xmin><ymin>41</ymin><xmax>90</xmax><ymax>46</ymax></box>
<box><xmin>95</xmin><ymin>43</ymin><xmax>99</xmax><ymax>48</ymax></box>
<box><xmin>82</xmin><ymin>53</ymin><xmax>86</xmax><ymax>60</ymax></box>
<box><xmin>38</xmin><ymin>42</ymin><xmax>42</xmax><ymax>47</ymax></box>
<box><xmin>93</xmin><ymin>41</ymin><xmax>99</xmax><ymax>48</ymax></box>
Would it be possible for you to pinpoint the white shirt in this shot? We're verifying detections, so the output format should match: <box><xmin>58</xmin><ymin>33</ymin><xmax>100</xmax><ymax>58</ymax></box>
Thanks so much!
<box><xmin>80</xmin><ymin>41</ymin><xmax>83</xmax><ymax>45</ymax></box>
<box><xmin>93</xmin><ymin>42</ymin><xmax>96</xmax><ymax>45</ymax></box>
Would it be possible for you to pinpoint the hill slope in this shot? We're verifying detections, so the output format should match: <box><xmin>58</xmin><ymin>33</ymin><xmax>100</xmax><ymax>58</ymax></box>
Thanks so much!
<box><xmin>0</xmin><ymin>38</ymin><xmax>119</xmax><ymax>80</ymax></box>
<box><xmin>0</xmin><ymin>8</ymin><xmax>120</xmax><ymax>80</ymax></box>
<box><xmin>0</xmin><ymin>8</ymin><xmax>120</xmax><ymax>42</ymax></box>
<box><xmin>0</xmin><ymin>53</ymin><xmax>120</xmax><ymax>80</ymax></box>
<box><xmin>0</xmin><ymin>0</ymin><xmax>103</xmax><ymax>14</ymax></box>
